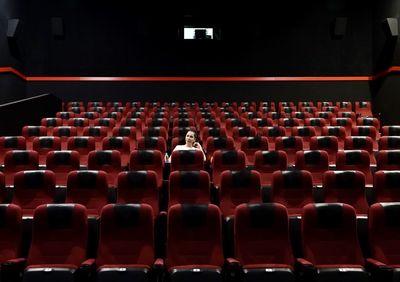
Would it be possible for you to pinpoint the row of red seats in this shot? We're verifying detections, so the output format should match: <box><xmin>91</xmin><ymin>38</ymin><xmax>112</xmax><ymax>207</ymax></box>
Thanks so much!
<box><xmin>0</xmin><ymin>201</ymin><xmax>396</xmax><ymax>282</ymax></box>
<box><xmin>1</xmin><ymin>167</ymin><xmax>400</xmax><ymax>217</ymax></box>
<box><xmin>63</xmin><ymin>100</ymin><xmax>373</xmax><ymax>116</ymax></box>
<box><xmin>1</xmin><ymin>146</ymin><xmax>400</xmax><ymax>184</ymax></box>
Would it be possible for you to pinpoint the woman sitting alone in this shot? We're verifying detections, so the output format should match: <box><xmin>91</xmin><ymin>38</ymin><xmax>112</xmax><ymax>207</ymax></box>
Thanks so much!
<box><xmin>168</xmin><ymin>130</ymin><xmax>206</xmax><ymax>161</ymax></box>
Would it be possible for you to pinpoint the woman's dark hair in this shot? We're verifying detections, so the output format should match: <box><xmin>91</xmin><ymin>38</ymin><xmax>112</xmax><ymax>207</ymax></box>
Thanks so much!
<box><xmin>187</xmin><ymin>129</ymin><xmax>199</xmax><ymax>142</ymax></box>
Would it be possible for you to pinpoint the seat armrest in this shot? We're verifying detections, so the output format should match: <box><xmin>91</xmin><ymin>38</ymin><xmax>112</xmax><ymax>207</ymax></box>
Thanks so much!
<box><xmin>225</xmin><ymin>258</ymin><xmax>243</xmax><ymax>282</ymax></box>
<box><xmin>295</xmin><ymin>258</ymin><xmax>316</xmax><ymax>282</ymax></box>
<box><xmin>366</xmin><ymin>258</ymin><xmax>393</xmax><ymax>281</ymax></box>
<box><xmin>152</xmin><ymin>258</ymin><xmax>165</xmax><ymax>282</ymax></box>
<box><xmin>75</xmin><ymin>258</ymin><xmax>96</xmax><ymax>282</ymax></box>
<box><xmin>1</xmin><ymin>258</ymin><xmax>26</xmax><ymax>282</ymax></box>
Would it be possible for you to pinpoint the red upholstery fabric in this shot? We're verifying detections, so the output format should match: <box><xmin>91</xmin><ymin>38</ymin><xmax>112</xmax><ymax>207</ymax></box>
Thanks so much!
<box><xmin>0</xmin><ymin>204</ymin><xmax>22</xmax><ymax>263</ymax></box>
<box><xmin>169</xmin><ymin>170</ymin><xmax>210</xmax><ymax>207</ymax></box>
<box><xmin>219</xmin><ymin>170</ymin><xmax>261</xmax><ymax>217</ymax></box>
<box><xmin>129</xmin><ymin>150</ymin><xmax>164</xmax><ymax>188</ymax></box>
<box><xmin>87</xmin><ymin>150</ymin><xmax>122</xmax><ymax>186</ymax></box>
<box><xmin>117</xmin><ymin>170</ymin><xmax>159</xmax><ymax>215</ymax></box>
<box><xmin>46</xmin><ymin>150</ymin><xmax>80</xmax><ymax>186</ymax></box>
<box><xmin>13</xmin><ymin>170</ymin><xmax>56</xmax><ymax>216</ymax></box>
<box><xmin>211</xmin><ymin>150</ymin><xmax>246</xmax><ymax>188</ymax></box>
<box><xmin>96</xmin><ymin>204</ymin><xmax>155</xmax><ymax>268</ymax></box>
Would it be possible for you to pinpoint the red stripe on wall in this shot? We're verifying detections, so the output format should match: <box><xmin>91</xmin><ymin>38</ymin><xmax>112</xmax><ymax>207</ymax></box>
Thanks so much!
<box><xmin>2</xmin><ymin>66</ymin><xmax>400</xmax><ymax>82</ymax></box>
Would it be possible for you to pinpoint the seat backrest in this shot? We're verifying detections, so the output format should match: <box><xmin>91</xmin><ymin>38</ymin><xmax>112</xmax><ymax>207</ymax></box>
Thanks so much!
<box><xmin>4</xmin><ymin>150</ymin><xmax>39</xmax><ymax>185</ymax></box>
<box><xmin>96</xmin><ymin>203</ymin><xmax>155</xmax><ymax>267</ymax></box>
<box><xmin>368</xmin><ymin>203</ymin><xmax>400</xmax><ymax>265</ymax></box>
<box><xmin>13</xmin><ymin>170</ymin><xmax>56</xmax><ymax>215</ymax></box>
<box><xmin>344</xmin><ymin>136</ymin><xmax>374</xmax><ymax>153</ymax></box>
<box><xmin>170</xmin><ymin>150</ymin><xmax>204</xmax><ymax>171</ymax></box>
<box><xmin>373</xmin><ymin>170</ymin><xmax>400</xmax><ymax>202</ymax></box>
<box><xmin>117</xmin><ymin>170</ymin><xmax>159</xmax><ymax>215</ymax></box>
<box><xmin>211</xmin><ymin>150</ymin><xmax>246</xmax><ymax>187</ymax></box>
<box><xmin>129</xmin><ymin>150</ymin><xmax>164</xmax><ymax>188</ymax></box>
<box><xmin>219</xmin><ymin>170</ymin><xmax>261</xmax><ymax>217</ymax></box>
<box><xmin>234</xmin><ymin>203</ymin><xmax>294</xmax><ymax>266</ymax></box>
<box><xmin>137</xmin><ymin>137</ymin><xmax>167</xmax><ymax>156</ymax></box>
<box><xmin>165</xmin><ymin>204</ymin><xmax>224</xmax><ymax>268</ymax></box>
<box><xmin>379</xmin><ymin>136</ymin><xmax>400</xmax><ymax>150</ymax></box>
<box><xmin>301</xmin><ymin>203</ymin><xmax>364</xmax><ymax>266</ymax></box>
<box><xmin>204</xmin><ymin>137</ymin><xmax>235</xmax><ymax>160</ymax></box>
<box><xmin>322</xmin><ymin>170</ymin><xmax>368</xmax><ymax>214</ymax></box>
<box><xmin>27</xmin><ymin>204</ymin><xmax>87</xmax><ymax>266</ymax></box>
<box><xmin>0</xmin><ymin>204</ymin><xmax>22</xmax><ymax>263</ymax></box>
<box><xmin>377</xmin><ymin>150</ymin><xmax>400</xmax><ymax>170</ymax></box>
<box><xmin>271</xmin><ymin>170</ymin><xmax>314</xmax><ymax>216</ymax></box>
<box><xmin>381</xmin><ymin>125</ymin><xmax>400</xmax><ymax>136</ymax></box>
<box><xmin>66</xmin><ymin>170</ymin><xmax>110</xmax><ymax>216</ymax></box>
<box><xmin>169</xmin><ymin>170</ymin><xmax>210</xmax><ymax>207</ymax></box>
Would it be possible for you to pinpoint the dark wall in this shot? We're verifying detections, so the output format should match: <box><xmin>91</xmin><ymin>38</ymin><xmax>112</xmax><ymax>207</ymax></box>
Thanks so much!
<box><xmin>27</xmin><ymin>80</ymin><xmax>371</xmax><ymax>103</ymax></box>
<box><xmin>0</xmin><ymin>0</ymin><xmax>25</xmax><ymax>70</ymax></box>
<box><xmin>372</xmin><ymin>0</ymin><xmax>400</xmax><ymax>72</ymax></box>
<box><xmin>0</xmin><ymin>74</ymin><xmax>26</xmax><ymax>104</ymax></box>
<box><xmin>22</xmin><ymin>0</ymin><xmax>373</xmax><ymax>76</ymax></box>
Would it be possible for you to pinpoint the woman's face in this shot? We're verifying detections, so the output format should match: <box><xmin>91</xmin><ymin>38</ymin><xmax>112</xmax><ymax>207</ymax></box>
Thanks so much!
<box><xmin>185</xmin><ymin>131</ymin><xmax>196</xmax><ymax>146</ymax></box>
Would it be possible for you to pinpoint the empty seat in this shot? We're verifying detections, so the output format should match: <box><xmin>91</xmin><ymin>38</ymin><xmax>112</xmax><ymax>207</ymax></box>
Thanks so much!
<box><xmin>32</xmin><ymin>136</ymin><xmax>62</xmax><ymax>165</ymax></box>
<box><xmin>129</xmin><ymin>150</ymin><xmax>164</xmax><ymax>188</ymax></box>
<box><xmin>337</xmin><ymin>111</ymin><xmax>357</xmax><ymax>121</ymax></box>
<box><xmin>381</xmin><ymin>125</ymin><xmax>400</xmax><ymax>136</ymax></box>
<box><xmin>200</xmin><ymin>127</ymin><xmax>227</xmax><ymax>144</ymax></box>
<box><xmin>21</xmin><ymin>126</ymin><xmax>47</xmax><ymax>150</ymax></box>
<box><xmin>3</xmin><ymin>150</ymin><xmax>39</xmax><ymax>186</ymax></box>
<box><xmin>66</xmin><ymin>136</ymin><xmax>96</xmax><ymax>166</ymax></box>
<box><xmin>295</xmin><ymin>150</ymin><xmax>329</xmax><ymax>185</ymax></box>
<box><xmin>304</xmin><ymin>118</ymin><xmax>328</xmax><ymax>135</ymax></box>
<box><xmin>367</xmin><ymin>202</ymin><xmax>400</xmax><ymax>282</ymax></box>
<box><xmin>219</xmin><ymin>170</ymin><xmax>261</xmax><ymax>217</ymax></box>
<box><xmin>46</xmin><ymin>150</ymin><xmax>80</xmax><ymax>186</ymax></box>
<box><xmin>322</xmin><ymin>170</ymin><xmax>369</xmax><ymax>215</ymax></box>
<box><xmin>116</xmin><ymin>171</ymin><xmax>159</xmax><ymax>215</ymax></box>
<box><xmin>373</xmin><ymin>170</ymin><xmax>400</xmax><ymax>203</ymax></box>
<box><xmin>53</xmin><ymin>126</ymin><xmax>78</xmax><ymax>150</ymax></box>
<box><xmin>254</xmin><ymin>150</ymin><xmax>288</xmax><ymax>186</ymax></box>
<box><xmin>93</xmin><ymin>118</ymin><xmax>116</xmax><ymax>134</ymax></box>
<box><xmin>377</xmin><ymin>150</ymin><xmax>400</xmax><ymax>171</ymax></box>
<box><xmin>67</xmin><ymin>117</ymin><xmax>90</xmax><ymax>135</ymax></box>
<box><xmin>137</xmin><ymin>137</ymin><xmax>167</xmax><ymax>156</ymax></box>
<box><xmin>170</xmin><ymin>150</ymin><xmax>204</xmax><ymax>171</ymax></box>
<box><xmin>330</xmin><ymin>117</ymin><xmax>353</xmax><ymax>135</ymax></box>
<box><xmin>336</xmin><ymin>101</ymin><xmax>353</xmax><ymax>112</ymax></box>
<box><xmin>56</xmin><ymin>111</ymin><xmax>75</xmax><ymax>125</ymax></box>
<box><xmin>12</xmin><ymin>170</ymin><xmax>56</xmax><ymax>216</ymax></box>
<box><xmin>169</xmin><ymin>170</ymin><xmax>211</xmax><ymax>207</ymax></box>
<box><xmin>66</xmin><ymin>170</ymin><xmax>111</xmax><ymax>216</ymax></box>
<box><xmin>351</xmin><ymin>126</ymin><xmax>378</xmax><ymax>146</ymax></box>
<box><xmin>112</xmin><ymin>126</ymin><xmax>138</xmax><ymax>149</ymax></box>
<box><xmin>88</xmin><ymin>150</ymin><xmax>122</xmax><ymax>187</ymax></box>
<box><xmin>211</xmin><ymin>150</ymin><xmax>246</xmax><ymax>188</ymax></box>
<box><xmin>277</xmin><ymin>118</ymin><xmax>301</xmax><ymax>135</ymax></box>
<box><xmin>379</xmin><ymin>136</ymin><xmax>400</xmax><ymax>150</ymax></box>
<box><xmin>291</xmin><ymin>126</ymin><xmax>317</xmax><ymax>149</ymax></box>
<box><xmin>0</xmin><ymin>136</ymin><xmax>26</xmax><ymax>166</ymax></box>
<box><xmin>231</xmin><ymin>126</ymin><xmax>257</xmax><ymax>148</ymax></box>
<box><xmin>240</xmin><ymin>136</ymin><xmax>269</xmax><ymax>166</ymax></box>
<box><xmin>309</xmin><ymin>136</ymin><xmax>339</xmax><ymax>165</ymax></box>
<box><xmin>260</xmin><ymin>126</ymin><xmax>286</xmax><ymax>150</ymax></box>
<box><xmin>355</xmin><ymin>101</ymin><xmax>372</xmax><ymax>117</ymax></box>
<box><xmin>204</xmin><ymin>137</ymin><xmax>235</xmax><ymax>161</ymax></box>
<box><xmin>344</xmin><ymin>136</ymin><xmax>376</xmax><ymax>165</ymax></box>
<box><xmin>165</xmin><ymin>204</ymin><xmax>224</xmax><ymax>282</ymax></box>
<box><xmin>336</xmin><ymin>150</ymin><xmax>373</xmax><ymax>185</ymax></box>
<box><xmin>229</xmin><ymin>203</ymin><xmax>295</xmax><ymax>282</ymax></box>
<box><xmin>79</xmin><ymin>111</ymin><xmax>100</xmax><ymax>125</ymax></box>
<box><xmin>96</xmin><ymin>203</ymin><xmax>160</xmax><ymax>282</ymax></box>
<box><xmin>41</xmin><ymin>117</ymin><xmax>63</xmax><ymax>135</ymax></box>
<box><xmin>23</xmin><ymin>204</ymin><xmax>91</xmax><ymax>282</ymax></box>
<box><xmin>251</xmin><ymin>118</ymin><xmax>274</xmax><ymax>134</ymax></box>
<box><xmin>0</xmin><ymin>204</ymin><xmax>23</xmax><ymax>268</ymax></box>
<box><xmin>271</xmin><ymin>170</ymin><xmax>314</xmax><ymax>216</ymax></box>
<box><xmin>274</xmin><ymin>136</ymin><xmax>304</xmax><ymax>166</ymax></box>
<box><xmin>142</xmin><ymin>126</ymin><xmax>168</xmax><ymax>141</ymax></box>
<box><xmin>82</xmin><ymin>126</ymin><xmax>108</xmax><ymax>150</ymax></box>
<box><xmin>297</xmin><ymin>203</ymin><xmax>368</xmax><ymax>282</ymax></box>
<box><xmin>102</xmin><ymin>136</ymin><xmax>131</xmax><ymax>167</ymax></box>
<box><xmin>356</xmin><ymin>117</ymin><xmax>380</xmax><ymax>131</ymax></box>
